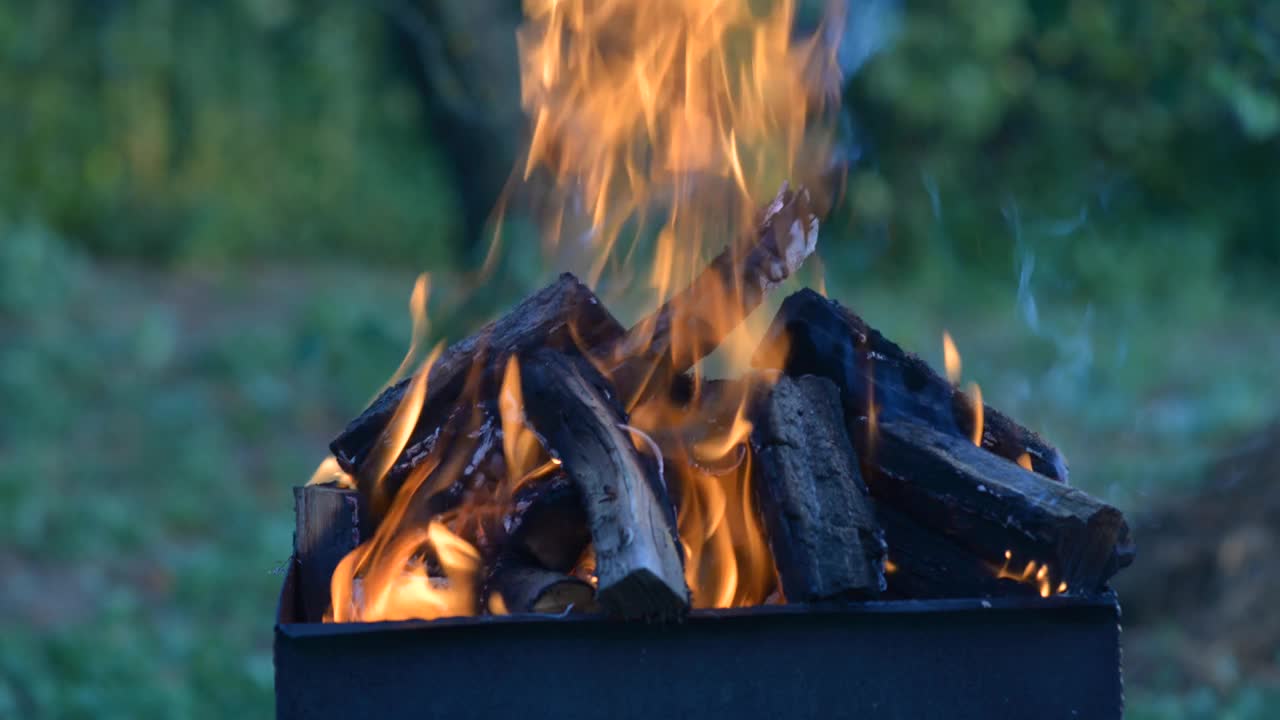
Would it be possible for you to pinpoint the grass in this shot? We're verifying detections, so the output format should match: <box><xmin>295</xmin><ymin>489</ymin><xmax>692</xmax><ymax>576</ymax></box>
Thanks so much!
<box><xmin>1</xmin><ymin>218</ymin><xmax>1276</xmax><ymax>718</ymax></box>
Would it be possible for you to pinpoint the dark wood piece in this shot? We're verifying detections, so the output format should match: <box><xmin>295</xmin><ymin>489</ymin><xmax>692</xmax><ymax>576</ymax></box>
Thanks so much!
<box><xmin>520</xmin><ymin>348</ymin><xmax>690</xmax><ymax>620</ymax></box>
<box><xmin>487</xmin><ymin>561</ymin><xmax>600</xmax><ymax>615</ymax></box>
<box><xmin>602</xmin><ymin>185</ymin><xmax>819</xmax><ymax>405</ymax></box>
<box><xmin>501</xmin><ymin>473</ymin><xmax>592</xmax><ymax>573</ymax></box>
<box><xmin>862</xmin><ymin>420</ymin><xmax>1133</xmax><ymax>594</ymax></box>
<box><xmin>330</xmin><ymin>273</ymin><xmax>625</xmax><ymax>523</ymax></box>
<box><xmin>293</xmin><ymin>484</ymin><xmax>361</xmax><ymax>623</ymax></box>
<box><xmin>751</xmin><ymin>375</ymin><xmax>886</xmax><ymax>601</ymax></box>
<box><xmin>752</xmin><ymin>288</ymin><xmax>1070</xmax><ymax>482</ymax></box>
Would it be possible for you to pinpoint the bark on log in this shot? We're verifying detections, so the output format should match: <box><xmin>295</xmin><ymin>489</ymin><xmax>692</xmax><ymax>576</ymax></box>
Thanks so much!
<box><xmin>751</xmin><ymin>375</ymin><xmax>886</xmax><ymax>601</ymax></box>
<box><xmin>487</xmin><ymin>561</ymin><xmax>600</xmax><ymax>615</ymax></box>
<box><xmin>863</xmin><ymin>420</ymin><xmax>1134</xmax><ymax>594</ymax></box>
<box><xmin>293</xmin><ymin>484</ymin><xmax>361</xmax><ymax>623</ymax></box>
<box><xmin>877</xmin><ymin>505</ymin><xmax>1037</xmax><ymax>599</ymax></box>
<box><xmin>520</xmin><ymin>348</ymin><xmax>690</xmax><ymax>620</ymax></box>
<box><xmin>330</xmin><ymin>273</ymin><xmax>625</xmax><ymax>523</ymax></box>
<box><xmin>603</xmin><ymin>185</ymin><xmax>819</xmax><ymax>406</ymax></box>
<box><xmin>752</xmin><ymin>288</ymin><xmax>1070</xmax><ymax>482</ymax></box>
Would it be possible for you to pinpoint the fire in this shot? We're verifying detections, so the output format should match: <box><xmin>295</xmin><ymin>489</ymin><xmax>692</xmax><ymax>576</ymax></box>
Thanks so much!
<box><xmin>994</xmin><ymin>549</ymin><xmax>1067</xmax><ymax>599</ymax></box>
<box><xmin>324</xmin><ymin>0</ymin><xmax>850</xmax><ymax>621</ymax></box>
<box><xmin>941</xmin><ymin>332</ymin><xmax>984</xmax><ymax>447</ymax></box>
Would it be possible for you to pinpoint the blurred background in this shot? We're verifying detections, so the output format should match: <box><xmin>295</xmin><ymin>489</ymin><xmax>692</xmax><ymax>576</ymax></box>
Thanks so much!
<box><xmin>1</xmin><ymin>1</ymin><xmax>1277</xmax><ymax>717</ymax></box>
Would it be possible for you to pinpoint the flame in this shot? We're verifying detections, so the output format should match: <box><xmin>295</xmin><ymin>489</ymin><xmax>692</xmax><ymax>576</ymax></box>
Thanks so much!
<box><xmin>499</xmin><ymin>356</ymin><xmax>544</xmax><ymax>492</ymax></box>
<box><xmin>329</xmin><ymin>521</ymin><xmax>481</xmax><ymax>623</ymax></box>
<box><xmin>1016</xmin><ymin>452</ymin><xmax>1033</xmax><ymax>471</ymax></box>
<box><xmin>994</xmin><ymin>549</ymin><xmax>1067</xmax><ymax>599</ymax></box>
<box><xmin>942</xmin><ymin>331</ymin><xmax>961</xmax><ymax>384</ymax></box>
<box><xmin>306</xmin><ymin>455</ymin><xmax>354</xmax><ymax>490</ymax></box>
<box><xmin>941</xmin><ymin>332</ymin><xmax>984</xmax><ymax>447</ymax></box>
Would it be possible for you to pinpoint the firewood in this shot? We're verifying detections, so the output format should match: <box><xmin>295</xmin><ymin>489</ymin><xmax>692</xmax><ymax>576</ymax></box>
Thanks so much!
<box><xmin>330</xmin><ymin>273</ymin><xmax>625</xmax><ymax>524</ymax></box>
<box><xmin>501</xmin><ymin>473</ymin><xmax>591</xmax><ymax>573</ymax></box>
<box><xmin>752</xmin><ymin>288</ymin><xmax>1070</xmax><ymax>482</ymax></box>
<box><xmin>751</xmin><ymin>375</ymin><xmax>886</xmax><ymax>601</ymax></box>
<box><xmin>603</xmin><ymin>184</ymin><xmax>819</xmax><ymax>405</ymax></box>
<box><xmin>486</xmin><ymin>561</ymin><xmax>600</xmax><ymax>615</ymax></box>
<box><xmin>862</xmin><ymin>420</ymin><xmax>1134</xmax><ymax>594</ymax></box>
<box><xmin>519</xmin><ymin>348</ymin><xmax>690</xmax><ymax>620</ymax></box>
<box><xmin>876</xmin><ymin>505</ymin><xmax>1036</xmax><ymax>599</ymax></box>
<box><xmin>293</xmin><ymin>483</ymin><xmax>361</xmax><ymax>623</ymax></box>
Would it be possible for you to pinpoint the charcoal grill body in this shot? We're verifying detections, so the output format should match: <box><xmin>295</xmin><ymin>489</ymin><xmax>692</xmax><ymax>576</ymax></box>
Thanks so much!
<box><xmin>275</xmin><ymin>562</ymin><xmax>1122</xmax><ymax>719</ymax></box>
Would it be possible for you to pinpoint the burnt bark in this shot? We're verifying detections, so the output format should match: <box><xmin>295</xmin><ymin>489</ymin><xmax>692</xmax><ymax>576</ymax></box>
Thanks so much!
<box><xmin>602</xmin><ymin>185</ymin><xmax>820</xmax><ymax>405</ymax></box>
<box><xmin>862</xmin><ymin>420</ymin><xmax>1133</xmax><ymax>595</ymax></box>
<box><xmin>486</xmin><ymin>560</ymin><xmax>599</xmax><ymax>615</ymax></box>
<box><xmin>330</xmin><ymin>273</ymin><xmax>625</xmax><ymax>524</ymax></box>
<box><xmin>293</xmin><ymin>484</ymin><xmax>361</xmax><ymax>623</ymax></box>
<box><xmin>500</xmin><ymin>473</ymin><xmax>592</xmax><ymax>573</ymax></box>
<box><xmin>751</xmin><ymin>375</ymin><xmax>886</xmax><ymax>602</ymax></box>
<box><xmin>519</xmin><ymin>348</ymin><xmax>690</xmax><ymax>620</ymax></box>
<box><xmin>752</xmin><ymin>288</ymin><xmax>1070</xmax><ymax>482</ymax></box>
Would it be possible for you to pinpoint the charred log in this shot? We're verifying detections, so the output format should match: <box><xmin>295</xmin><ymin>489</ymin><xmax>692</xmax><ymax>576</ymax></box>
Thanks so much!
<box><xmin>520</xmin><ymin>348</ymin><xmax>690</xmax><ymax>620</ymax></box>
<box><xmin>293</xmin><ymin>484</ymin><xmax>361</xmax><ymax>623</ymax></box>
<box><xmin>331</xmin><ymin>273</ymin><xmax>625</xmax><ymax>524</ymax></box>
<box><xmin>751</xmin><ymin>375</ymin><xmax>886</xmax><ymax>602</ymax></box>
<box><xmin>752</xmin><ymin>288</ymin><xmax>1070</xmax><ymax>482</ymax></box>
<box><xmin>486</xmin><ymin>560</ymin><xmax>600</xmax><ymax>615</ymax></box>
<box><xmin>500</xmin><ymin>473</ymin><xmax>592</xmax><ymax>573</ymax></box>
<box><xmin>603</xmin><ymin>185</ymin><xmax>819</xmax><ymax>405</ymax></box>
<box><xmin>862</xmin><ymin>420</ymin><xmax>1133</xmax><ymax>595</ymax></box>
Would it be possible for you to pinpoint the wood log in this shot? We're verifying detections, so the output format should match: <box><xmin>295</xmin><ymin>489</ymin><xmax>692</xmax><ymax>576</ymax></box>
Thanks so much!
<box><xmin>862</xmin><ymin>419</ymin><xmax>1134</xmax><ymax>594</ymax></box>
<box><xmin>293</xmin><ymin>483</ymin><xmax>361</xmax><ymax>623</ymax></box>
<box><xmin>751</xmin><ymin>375</ymin><xmax>886</xmax><ymax>602</ymax></box>
<box><xmin>486</xmin><ymin>561</ymin><xmax>600</xmax><ymax>615</ymax></box>
<box><xmin>603</xmin><ymin>184</ymin><xmax>819</xmax><ymax>405</ymax></box>
<box><xmin>501</xmin><ymin>473</ymin><xmax>591</xmax><ymax>573</ymax></box>
<box><xmin>752</xmin><ymin>288</ymin><xmax>1070</xmax><ymax>482</ymax></box>
<box><xmin>519</xmin><ymin>348</ymin><xmax>690</xmax><ymax>620</ymax></box>
<box><xmin>330</xmin><ymin>273</ymin><xmax>625</xmax><ymax>523</ymax></box>
<box><xmin>876</xmin><ymin>505</ymin><xmax>1037</xmax><ymax>600</ymax></box>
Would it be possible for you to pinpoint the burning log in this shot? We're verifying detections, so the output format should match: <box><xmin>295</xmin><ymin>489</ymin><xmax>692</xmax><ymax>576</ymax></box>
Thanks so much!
<box><xmin>293</xmin><ymin>484</ymin><xmax>361</xmax><ymax>623</ymax></box>
<box><xmin>877</xmin><ymin>506</ymin><xmax>1034</xmax><ymax>599</ymax></box>
<box><xmin>331</xmin><ymin>273</ymin><xmax>625</xmax><ymax>524</ymax></box>
<box><xmin>752</xmin><ymin>288</ymin><xmax>1070</xmax><ymax>482</ymax></box>
<box><xmin>751</xmin><ymin>375</ymin><xmax>886</xmax><ymax>602</ymax></box>
<box><xmin>519</xmin><ymin>348</ymin><xmax>690</xmax><ymax>619</ymax></box>
<box><xmin>863</xmin><ymin>420</ymin><xmax>1134</xmax><ymax>595</ymax></box>
<box><xmin>486</xmin><ymin>560</ymin><xmax>600</xmax><ymax>615</ymax></box>
<box><xmin>501</xmin><ymin>473</ymin><xmax>591</xmax><ymax>573</ymax></box>
<box><xmin>604</xmin><ymin>184</ymin><xmax>819</xmax><ymax>404</ymax></box>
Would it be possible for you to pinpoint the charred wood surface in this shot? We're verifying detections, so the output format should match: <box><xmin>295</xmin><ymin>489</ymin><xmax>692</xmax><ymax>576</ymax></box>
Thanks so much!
<box><xmin>293</xmin><ymin>484</ymin><xmax>361</xmax><ymax>623</ymax></box>
<box><xmin>752</xmin><ymin>288</ymin><xmax>1070</xmax><ymax>482</ymax></box>
<box><xmin>330</xmin><ymin>273</ymin><xmax>624</xmax><ymax>523</ymax></box>
<box><xmin>500</xmin><ymin>473</ymin><xmax>591</xmax><ymax>573</ymax></box>
<box><xmin>604</xmin><ymin>185</ymin><xmax>819</xmax><ymax>405</ymax></box>
<box><xmin>520</xmin><ymin>348</ymin><xmax>690</xmax><ymax>620</ymax></box>
<box><xmin>486</xmin><ymin>561</ymin><xmax>599</xmax><ymax>615</ymax></box>
<box><xmin>877</xmin><ymin>505</ymin><xmax>1036</xmax><ymax>599</ymax></box>
<box><xmin>751</xmin><ymin>375</ymin><xmax>886</xmax><ymax>601</ymax></box>
<box><xmin>863</xmin><ymin>420</ymin><xmax>1133</xmax><ymax>594</ymax></box>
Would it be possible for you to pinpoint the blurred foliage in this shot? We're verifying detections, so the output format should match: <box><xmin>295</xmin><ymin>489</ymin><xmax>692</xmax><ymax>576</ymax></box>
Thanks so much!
<box><xmin>847</xmin><ymin>0</ymin><xmax>1280</xmax><ymax>280</ymax></box>
<box><xmin>0</xmin><ymin>0</ymin><xmax>460</xmax><ymax>266</ymax></box>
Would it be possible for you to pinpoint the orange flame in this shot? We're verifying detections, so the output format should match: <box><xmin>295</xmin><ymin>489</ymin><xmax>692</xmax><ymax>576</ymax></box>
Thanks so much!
<box><xmin>942</xmin><ymin>332</ymin><xmax>984</xmax><ymax>447</ymax></box>
<box><xmin>942</xmin><ymin>331</ymin><xmax>961</xmax><ymax>384</ymax></box>
<box><xmin>994</xmin><ymin>549</ymin><xmax>1067</xmax><ymax>599</ymax></box>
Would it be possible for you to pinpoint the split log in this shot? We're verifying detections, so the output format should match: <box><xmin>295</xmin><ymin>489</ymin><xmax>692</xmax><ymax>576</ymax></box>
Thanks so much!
<box><xmin>330</xmin><ymin>273</ymin><xmax>625</xmax><ymax>523</ymax></box>
<box><xmin>751</xmin><ymin>375</ymin><xmax>886</xmax><ymax>601</ymax></box>
<box><xmin>487</xmin><ymin>561</ymin><xmax>599</xmax><ymax>615</ymax></box>
<box><xmin>752</xmin><ymin>288</ymin><xmax>1070</xmax><ymax>482</ymax></box>
<box><xmin>520</xmin><ymin>348</ymin><xmax>690</xmax><ymax>620</ymax></box>
<box><xmin>862</xmin><ymin>419</ymin><xmax>1134</xmax><ymax>594</ymax></box>
<box><xmin>501</xmin><ymin>473</ymin><xmax>591</xmax><ymax>573</ymax></box>
<box><xmin>293</xmin><ymin>483</ymin><xmax>361</xmax><ymax>623</ymax></box>
<box><xmin>603</xmin><ymin>184</ymin><xmax>819</xmax><ymax>405</ymax></box>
